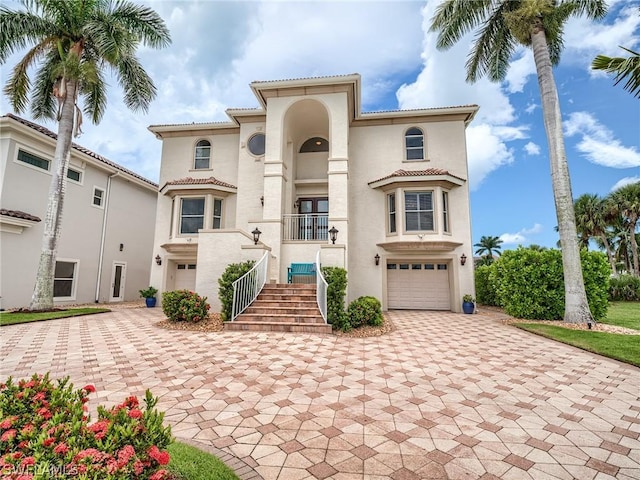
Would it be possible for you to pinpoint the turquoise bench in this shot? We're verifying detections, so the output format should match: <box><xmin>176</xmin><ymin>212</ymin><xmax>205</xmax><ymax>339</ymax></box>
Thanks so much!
<box><xmin>287</xmin><ymin>263</ymin><xmax>316</xmax><ymax>283</ymax></box>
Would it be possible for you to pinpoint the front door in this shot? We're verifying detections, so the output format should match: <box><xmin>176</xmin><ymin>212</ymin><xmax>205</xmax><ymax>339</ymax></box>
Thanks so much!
<box><xmin>110</xmin><ymin>262</ymin><xmax>127</xmax><ymax>302</ymax></box>
<box><xmin>298</xmin><ymin>197</ymin><xmax>328</xmax><ymax>240</ymax></box>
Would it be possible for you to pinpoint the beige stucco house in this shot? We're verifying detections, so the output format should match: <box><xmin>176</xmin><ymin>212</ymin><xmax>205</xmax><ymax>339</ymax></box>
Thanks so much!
<box><xmin>148</xmin><ymin>74</ymin><xmax>477</xmax><ymax>313</ymax></box>
<box><xmin>0</xmin><ymin>114</ymin><xmax>157</xmax><ymax>310</ymax></box>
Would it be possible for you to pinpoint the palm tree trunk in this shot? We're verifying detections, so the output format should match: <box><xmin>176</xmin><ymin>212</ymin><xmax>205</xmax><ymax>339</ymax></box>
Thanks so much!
<box><xmin>599</xmin><ymin>234</ymin><xmax>617</xmax><ymax>275</ymax></box>
<box><xmin>29</xmin><ymin>80</ymin><xmax>78</xmax><ymax>310</ymax></box>
<box><xmin>531</xmin><ymin>27</ymin><xmax>593</xmax><ymax>324</ymax></box>
<box><xmin>629</xmin><ymin>218</ymin><xmax>640</xmax><ymax>276</ymax></box>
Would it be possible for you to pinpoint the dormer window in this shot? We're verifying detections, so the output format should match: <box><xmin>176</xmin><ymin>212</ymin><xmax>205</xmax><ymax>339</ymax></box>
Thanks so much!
<box><xmin>194</xmin><ymin>140</ymin><xmax>211</xmax><ymax>169</ymax></box>
<box><xmin>405</xmin><ymin>127</ymin><xmax>424</xmax><ymax>161</ymax></box>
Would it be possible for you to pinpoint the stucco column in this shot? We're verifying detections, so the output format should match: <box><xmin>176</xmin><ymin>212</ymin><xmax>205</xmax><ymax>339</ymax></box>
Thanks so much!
<box><xmin>327</xmin><ymin>94</ymin><xmax>349</xmax><ymax>262</ymax></box>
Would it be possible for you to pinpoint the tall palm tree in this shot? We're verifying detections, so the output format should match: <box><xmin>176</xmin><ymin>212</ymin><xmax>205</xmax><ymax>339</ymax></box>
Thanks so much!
<box><xmin>474</xmin><ymin>235</ymin><xmax>503</xmax><ymax>260</ymax></box>
<box><xmin>430</xmin><ymin>0</ymin><xmax>606</xmax><ymax>324</ymax></box>
<box><xmin>592</xmin><ymin>46</ymin><xmax>640</xmax><ymax>98</ymax></box>
<box><xmin>574</xmin><ymin>193</ymin><xmax>617</xmax><ymax>274</ymax></box>
<box><xmin>0</xmin><ymin>0</ymin><xmax>171</xmax><ymax>310</ymax></box>
<box><xmin>609</xmin><ymin>182</ymin><xmax>640</xmax><ymax>276</ymax></box>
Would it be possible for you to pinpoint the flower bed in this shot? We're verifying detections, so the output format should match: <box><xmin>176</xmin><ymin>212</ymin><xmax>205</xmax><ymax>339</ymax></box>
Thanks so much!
<box><xmin>0</xmin><ymin>373</ymin><xmax>172</xmax><ymax>479</ymax></box>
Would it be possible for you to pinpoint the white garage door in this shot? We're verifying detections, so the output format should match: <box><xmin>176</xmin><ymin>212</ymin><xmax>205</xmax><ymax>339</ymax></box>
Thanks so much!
<box><xmin>175</xmin><ymin>263</ymin><xmax>197</xmax><ymax>291</ymax></box>
<box><xmin>387</xmin><ymin>262</ymin><xmax>451</xmax><ymax>310</ymax></box>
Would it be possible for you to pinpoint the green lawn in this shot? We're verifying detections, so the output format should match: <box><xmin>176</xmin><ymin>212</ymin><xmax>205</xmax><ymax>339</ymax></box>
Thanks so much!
<box><xmin>515</xmin><ymin>302</ymin><xmax>640</xmax><ymax>367</ymax></box>
<box><xmin>0</xmin><ymin>308</ymin><xmax>110</xmax><ymax>326</ymax></box>
<box><xmin>167</xmin><ymin>442</ymin><xmax>239</xmax><ymax>480</ymax></box>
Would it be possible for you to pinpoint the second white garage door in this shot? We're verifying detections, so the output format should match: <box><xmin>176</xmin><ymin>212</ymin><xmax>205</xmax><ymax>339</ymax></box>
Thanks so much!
<box><xmin>175</xmin><ymin>263</ymin><xmax>197</xmax><ymax>291</ymax></box>
<box><xmin>387</xmin><ymin>262</ymin><xmax>451</xmax><ymax>310</ymax></box>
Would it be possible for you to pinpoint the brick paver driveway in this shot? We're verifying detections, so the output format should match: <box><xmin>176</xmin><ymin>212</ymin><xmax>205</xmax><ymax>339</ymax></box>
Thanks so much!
<box><xmin>2</xmin><ymin>308</ymin><xmax>639</xmax><ymax>479</ymax></box>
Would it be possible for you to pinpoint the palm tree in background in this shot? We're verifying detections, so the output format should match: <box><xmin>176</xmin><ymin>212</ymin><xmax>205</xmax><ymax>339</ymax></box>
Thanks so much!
<box><xmin>573</xmin><ymin>193</ymin><xmax>617</xmax><ymax>274</ymax></box>
<box><xmin>430</xmin><ymin>0</ymin><xmax>607</xmax><ymax>324</ymax></box>
<box><xmin>0</xmin><ymin>0</ymin><xmax>171</xmax><ymax>310</ymax></box>
<box><xmin>609</xmin><ymin>182</ymin><xmax>640</xmax><ymax>276</ymax></box>
<box><xmin>474</xmin><ymin>235</ymin><xmax>503</xmax><ymax>262</ymax></box>
<box><xmin>592</xmin><ymin>46</ymin><xmax>640</xmax><ymax>98</ymax></box>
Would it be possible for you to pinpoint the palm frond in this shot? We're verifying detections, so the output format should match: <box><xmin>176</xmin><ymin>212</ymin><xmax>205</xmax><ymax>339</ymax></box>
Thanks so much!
<box><xmin>592</xmin><ymin>48</ymin><xmax>640</xmax><ymax>98</ymax></box>
<box><xmin>114</xmin><ymin>52</ymin><xmax>157</xmax><ymax>112</ymax></box>
<box><xmin>2</xmin><ymin>40</ymin><xmax>52</xmax><ymax>113</ymax></box>
<box><xmin>79</xmin><ymin>58</ymin><xmax>107</xmax><ymax>124</ymax></box>
<box><xmin>0</xmin><ymin>8</ymin><xmax>54</xmax><ymax>62</ymax></box>
<box><xmin>110</xmin><ymin>1</ymin><xmax>171</xmax><ymax>48</ymax></box>
<box><xmin>30</xmin><ymin>50</ymin><xmax>59</xmax><ymax>120</ymax></box>
<box><xmin>562</xmin><ymin>0</ymin><xmax>608</xmax><ymax>21</ymax></box>
<box><xmin>430</xmin><ymin>0</ymin><xmax>494</xmax><ymax>50</ymax></box>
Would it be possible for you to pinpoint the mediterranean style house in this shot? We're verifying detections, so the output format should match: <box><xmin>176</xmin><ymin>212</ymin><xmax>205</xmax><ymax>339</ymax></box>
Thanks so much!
<box><xmin>0</xmin><ymin>114</ymin><xmax>157</xmax><ymax>310</ymax></box>
<box><xmin>148</xmin><ymin>74</ymin><xmax>477</xmax><ymax>313</ymax></box>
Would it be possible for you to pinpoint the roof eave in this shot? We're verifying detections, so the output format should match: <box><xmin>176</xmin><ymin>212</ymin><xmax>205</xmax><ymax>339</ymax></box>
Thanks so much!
<box><xmin>368</xmin><ymin>174</ymin><xmax>466</xmax><ymax>189</ymax></box>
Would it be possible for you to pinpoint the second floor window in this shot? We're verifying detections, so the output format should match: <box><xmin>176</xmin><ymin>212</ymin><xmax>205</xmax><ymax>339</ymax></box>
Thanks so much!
<box><xmin>388</xmin><ymin>193</ymin><xmax>396</xmax><ymax>233</ymax></box>
<box><xmin>180</xmin><ymin>198</ymin><xmax>205</xmax><ymax>234</ymax></box>
<box><xmin>405</xmin><ymin>127</ymin><xmax>424</xmax><ymax>160</ymax></box>
<box><xmin>194</xmin><ymin>140</ymin><xmax>211</xmax><ymax>169</ymax></box>
<box><xmin>405</xmin><ymin>191</ymin><xmax>433</xmax><ymax>231</ymax></box>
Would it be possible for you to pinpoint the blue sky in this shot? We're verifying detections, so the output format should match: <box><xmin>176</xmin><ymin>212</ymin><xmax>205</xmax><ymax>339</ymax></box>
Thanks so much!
<box><xmin>2</xmin><ymin>0</ymin><xmax>639</xmax><ymax>249</ymax></box>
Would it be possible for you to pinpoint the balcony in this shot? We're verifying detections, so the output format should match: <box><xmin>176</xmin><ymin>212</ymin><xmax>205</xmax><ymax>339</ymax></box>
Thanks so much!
<box><xmin>283</xmin><ymin>214</ymin><xmax>328</xmax><ymax>241</ymax></box>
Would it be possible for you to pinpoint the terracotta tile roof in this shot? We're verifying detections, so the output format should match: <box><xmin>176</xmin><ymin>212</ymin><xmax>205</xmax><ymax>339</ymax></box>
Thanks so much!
<box><xmin>252</xmin><ymin>73</ymin><xmax>359</xmax><ymax>84</ymax></box>
<box><xmin>163</xmin><ymin>176</ymin><xmax>237</xmax><ymax>190</ymax></box>
<box><xmin>3</xmin><ymin>114</ymin><xmax>158</xmax><ymax>188</ymax></box>
<box><xmin>361</xmin><ymin>105</ymin><xmax>478</xmax><ymax>115</ymax></box>
<box><xmin>368</xmin><ymin>168</ymin><xmax>464</xmax><ymax>185</ymax></box>
<box><xmin>0</xmin><ymin>209</ymin><xmax>41</xmax><ymax>222</ymax></box>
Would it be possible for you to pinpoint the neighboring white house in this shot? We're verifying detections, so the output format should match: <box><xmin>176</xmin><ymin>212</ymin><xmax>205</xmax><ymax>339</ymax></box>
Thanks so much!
<box><xmin>148</xmin><ymin>74</ymin><xmax>477</xmax><ymax>313</ymax></box>
<box><xmin>0</xmin><ymin>114</ymin><xmax>157</xmax><ymax>310</ymax></box>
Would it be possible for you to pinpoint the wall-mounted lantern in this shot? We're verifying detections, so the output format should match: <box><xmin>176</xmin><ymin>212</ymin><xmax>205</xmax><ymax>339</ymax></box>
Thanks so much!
<box><xmin>460</xmin><ymin>253</ymin><xmax>467</xmax><ymax>266</ymax></box>
<box><xmin>155</xmin><ymin>255</ymin><xmax>162</xmax><ymax>266</ymax></box>
<box><xmin>374</xmin><ymin>254</ymin><xmax>380</xmax><ymax>266</ymax></box>
<box><xmin>252</xmin><ymin>227</ymin><xmax>262</xmax><ymax>245</ymax></box>
<box><xmin>329</xmin><ymin>226</ymin><xmax>338</xmax><ymax>245</ymax></box>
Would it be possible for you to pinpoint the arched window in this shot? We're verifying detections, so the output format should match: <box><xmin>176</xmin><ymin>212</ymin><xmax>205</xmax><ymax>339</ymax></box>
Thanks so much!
<box><xmin>405</xmin><ymin>127</ymin><xmax>424</xmax><ymax>160</ymax></box>
<box><xmin>194</xmin><ymin>140</ymin><xmax>211</xmax><ymax>169</ymax></box>
<box><xmin>300</xmin><ymin>137</ymin><xmax>329</xmax><ymax>153</ymax></box>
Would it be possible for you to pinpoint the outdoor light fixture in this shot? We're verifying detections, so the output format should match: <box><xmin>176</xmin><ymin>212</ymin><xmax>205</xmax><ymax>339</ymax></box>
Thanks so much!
<box><xmin>374</xmin><ymin>254</ymin><xmax>380</xmax><ymax>266</ymax></box>
<box><xmin>155</xmin><ymin>255</ymin><xmax>162</xmax><ymax>266</ymax></box>
<box><xmin>252</xmin><ymin>227</ymin><xmax>262</xmax><ymax>245</ymax></box>
<box><xmin>119</xmin><ymin>243</ymin><xmax>124</xmax><ymax>252</ymax></box>
<box><xmin>460</xmin><ymin>253</ymin><xmax>467</xmax><ymax>266</ymax></box>
<box><xmin>260</xmin><ymin>196</ymin><xmax>264</xmax><ymax>206</ymax></box>
<box><xmin>293</xmin><ymin>199</ymin><xmax>299</xmax><ymax>210</ymax></box>
<box><xmin>329</xmin><ymin>226</ymin><xmax>338</xmax><ymax>244</ymax></box>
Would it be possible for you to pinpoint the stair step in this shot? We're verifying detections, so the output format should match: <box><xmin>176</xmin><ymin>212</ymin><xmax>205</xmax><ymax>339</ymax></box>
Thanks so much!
<box><xmin>245</xmin><ymin>306</ymin><xmax>320</xmax><ymax>316</ymax></box>
<box><xmin>224</xmin><ymin>321</ymin><xmax>332</xmax><ymax>334</ymax></box>
<box><xmin>257</xmin><ymin>294</ymin><xmax>317</xmax><ymax>302</ymax></box>
<box><xmin>236</xmin><ymin>313</ymin><xmax>324</xmax><ymax>324</ymax></box>
<box><xmin>251</xmin><ymin>300</ymin><xmax>317</xmax><ymax>308</ymax></box>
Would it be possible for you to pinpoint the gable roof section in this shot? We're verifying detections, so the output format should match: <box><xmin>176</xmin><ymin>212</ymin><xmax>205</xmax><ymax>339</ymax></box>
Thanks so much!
<box><xmin>2</xmin><ymin>114</ymin><xmax>157</xmax><ymax>189</ymax></box>
<box><xmin>368</xmin><ymin>169</ymin><xmax>466</xmax><ymax>189</ymax></box>
<box><xmin>0</xmin><ymin>209</ymin><xmax>41</xmax><ymax>222</ymax></box>
<box><xmin>160</xmin><ymin>176</ymin><xmax>237</xmax><ymax>194</ymax></box>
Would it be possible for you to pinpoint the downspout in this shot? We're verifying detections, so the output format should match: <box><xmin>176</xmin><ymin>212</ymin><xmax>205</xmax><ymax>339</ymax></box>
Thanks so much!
<box><xmin>95</xmin><ymin>171</ymin><xmax>118</xmax><ymax>303</ymax></box>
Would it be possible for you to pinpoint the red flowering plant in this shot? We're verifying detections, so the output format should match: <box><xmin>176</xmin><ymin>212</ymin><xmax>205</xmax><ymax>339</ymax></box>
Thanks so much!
<box><xmin>161</xmin><ymin>290</ymin><xmax>210</xmax><ymax>322</ymax></box>
<box><xmin>0</xmin><ymin>373</ymin><xmax>172</xmax><ymax>479</ymax></box>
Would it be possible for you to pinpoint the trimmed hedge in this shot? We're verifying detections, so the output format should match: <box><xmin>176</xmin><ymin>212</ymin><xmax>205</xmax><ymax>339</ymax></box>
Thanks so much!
<box><xmin>482</xmin><ymin>247</ymin><xmax>610</xmax><ymax>321</ymax></box>
<box><xmin>608</xmin><ymin>274</ymin><xmax>640</xmax><ymax>301</ymax></box>
<box><xmin>162</xmin><ymin>290</ymin><xmax>210</xmax><ymax>322</ymax></box>
<box><xmin>218</xmin><ymin>261</ymin><xmax>256</xmax><ymax>321</ymax></box>
<box><xmin>321</xmin><ymin>266</ymin><xmax>348</xmax><ymax>331</ymax></box>
<box><xmin>474</xmin><ymin>265</ymin><xmax>499</xmax><ymax>306</ymax></box>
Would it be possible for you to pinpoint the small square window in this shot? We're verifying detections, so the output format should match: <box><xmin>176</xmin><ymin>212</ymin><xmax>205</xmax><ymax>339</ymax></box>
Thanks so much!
<box><xmin>411</xmin><ymin>264</ymin><xmax>422</xmax><ymax>270</ymax></box>
<box><xmin>54</xmin><ymin>260</ymin><xmax>77</xmax><ymax>299</ymax></box>
<box><xmin>424</xmin><ymin>264</ymin><xmax>435</xmax><ymax>270</ymax></box>
<box><xmin>437</xmin><ymin>264</ymin><xmax>448</xmax><ymax>270</ymax></box>
<box><xmin>177</xmin><ymin>264</ymin><xmax>186</xmax><ymax>270</ymax></box>
<box><xmin>93</xmin><ymin>187</ymin><xmax>105</xmax><ymax>207</ymax></box>
<box><xmin>399</xmin><ymin>264</ymin><xmax>409</xmax><ymax>270</ymax></box>
<box><xmin>187</xmin><ymin>264</ymin><xmax>196</xmax><ymax>270</ymax></box>
<box><xmin>67</xmin><ymin>168</ymin><xmax>82</xmax><ymax>182</ymax></box>
<box><xmin>387</xmin><ymin>263</ymin><xmax>397</xmax><ymax>269</ymax></box>
<box><xmin>17</xmin><ymin>149</ymin><xmax>50</xmax><ymax>170</ymax></box>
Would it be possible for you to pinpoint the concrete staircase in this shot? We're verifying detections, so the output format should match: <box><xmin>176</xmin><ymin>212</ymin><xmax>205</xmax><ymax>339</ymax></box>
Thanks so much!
<box><xmin>223</xmin><ymin>283</ymin><xmax>332</xmax><ymax>334</ymax></box>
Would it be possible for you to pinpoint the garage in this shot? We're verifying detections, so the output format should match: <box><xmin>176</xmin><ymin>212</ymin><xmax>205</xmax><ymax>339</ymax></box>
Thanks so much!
<box><xmin>387</xmin><ymin>261</ymin><xmax>451</xmax><ymax>310</ymax></box>
<box><xmin>175</xmin><ymin>263</ymin><xmax>197</xmax><ymax>291</ymax></box>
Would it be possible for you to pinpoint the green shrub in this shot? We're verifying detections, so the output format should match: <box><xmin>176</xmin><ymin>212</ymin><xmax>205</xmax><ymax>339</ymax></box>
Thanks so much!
<box><xmin>162</xmin><ymin>290</ymin><xmax>210</xmax><ymax>322</ymax></box>
<box><xmin>218</xmin><ymin>261</ymin><xmax>255</xmax><ymax>320</ymax></box>
<box><xmin>321</xmin><ymin>266</ymin><xmax>348</xmax><ymax>331</ymax></box>
<box><xmin>609</xmin><ymin>274</ymin><xmax>640</xmax><ymax>301</ymax></box>
<box><xmin>347</xmin><ymin>296</ymin><xmax>383</xmax><ymax>330</ymax></box>
<box><xmin>139</xmin><ymin>286</ymin><xmax>158</xmax><ymax>299</ymax></box>
<box><xmin>0</xmin><ymin>373</ymin><xmax>172</xmax><ymax>479</ymax></box>
<box><xmin>491</xmin><ymin>247</ymin><xmax>609</xmax><ymax>321</ymax></box>
<box><xmin>475</xmin><ymin>264</ymin><xmax>499</xmax><ymax>306</ymax></box>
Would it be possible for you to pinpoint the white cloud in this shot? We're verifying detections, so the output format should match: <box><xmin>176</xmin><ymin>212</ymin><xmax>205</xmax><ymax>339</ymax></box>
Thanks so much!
<box><xmin>565</xmin><ymin>111</ymin><xmax>640</xmax><ymax>168</ymax></box>
<box><xmin>504</xmin><ymin>48</ymin><xmax>536</xmax><ymax>94</ymax></box>
<box><xmin>500</xmin><ymin>224</ymin><xmax>543</xmax><ymax>245</ymax></box>
<box><xmin>611</xmin><ymin>176</ymin><xmax>640</xmax><ymax>192</ymax></box>
<box><xmin>524</xmin><ymin>142</ymin><xmax>541</xmax><ymax>155</ymax></box>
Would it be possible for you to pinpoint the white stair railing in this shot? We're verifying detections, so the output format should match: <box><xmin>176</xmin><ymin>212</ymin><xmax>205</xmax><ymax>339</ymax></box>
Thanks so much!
<box><xmin>231</xmin><ymin>251</ymin><xmax>269</xmax><ymax>321</ymax></box>
<box><xmin>315</xmin><ymin>250</ymin><xmax>328</xmax><ymax>323</ymax></box>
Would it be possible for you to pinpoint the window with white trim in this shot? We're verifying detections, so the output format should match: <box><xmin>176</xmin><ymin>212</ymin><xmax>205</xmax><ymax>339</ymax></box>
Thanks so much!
<box><xmin>67</xmin><ymin>168</ymin><xmax>82</xmax><ymax>182</ymax></box>
<box><xmin>405</xmin><ymin>127</ymin><xmax>424</xmax><ymax>161</ymax></box>
<box><xmin>92</xmin><ymin>187</ymin><xmax>105</xmax><ymax>207</ymax></box>
<box><xmin>405</xmin><ymin>191</ymin><xmax>433</xmax><ymax>231</ymax></box>
<box><xmin>388</xmin><ymin>193</ymin><xmax>396</xmax><ymax>234</ymax></box>
<box><xmin>17</xmin><ymin>149</ymin><xmax>50</xmax><ymax>170</ymax></box>
<box><xmin>212</xmin><ymin>198</ymin><xmax>223</xmax><ymax>229</ymax></box>
<box><xmin>194</xmin><ymin>140</ymin><xmax>211</xmax><ymax>169</ymax></box>
<box><xmin>180</xmin><ymin>197</ymin><xmax>205</xmax><ymax>234</ymax></box>
<box><xmin>442</xmin><ymin>191</ymin><xmax>449</xmax><ymax>233</ymax></box>
<box><xmin>54</xmin><ymin>260</ymin><xmax>77</xmax><ymax>299</ymax></box>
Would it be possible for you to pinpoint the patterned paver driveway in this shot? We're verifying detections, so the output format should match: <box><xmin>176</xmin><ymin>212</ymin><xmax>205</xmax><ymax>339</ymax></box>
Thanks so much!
<box><xmin>1</xmin><ymin>308</ymin><xmax>639</xmax><ymax>480</ymax></box>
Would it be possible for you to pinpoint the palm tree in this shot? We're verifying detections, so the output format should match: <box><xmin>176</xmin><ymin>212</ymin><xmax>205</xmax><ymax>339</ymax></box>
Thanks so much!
<box><xmin>474</xmin><ymin>235</ymin><xmax>503</xmax><ymax>261</ymax></box>
<box><xmin>592</xmin><ymin>46</ymin><xmax>640</xmax><ymax>98</ymax></box>
<box><xmin>574</xmin><ymin>193</ymin><xmax>617</xmax><ymax>274</ymax></box>
<box><xmin>0</xmin><ymin>0</ymin><xmax>171</xmax><ymax>310</ymax></box>
<box><xmin>430</xmin><ymin>0</ymin><xmax>606</xmax><ymax>324</ymax></box>
<box><xmin>609</xmin><ymin>182</ymin><xmax>640</xmax><ymax>276</ymax></box>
